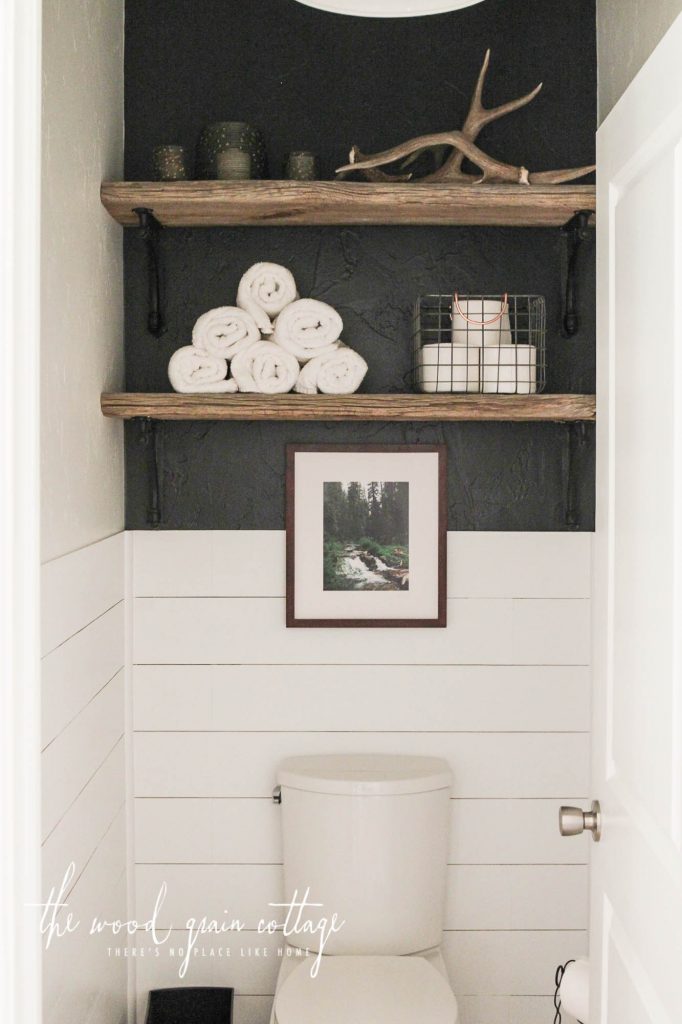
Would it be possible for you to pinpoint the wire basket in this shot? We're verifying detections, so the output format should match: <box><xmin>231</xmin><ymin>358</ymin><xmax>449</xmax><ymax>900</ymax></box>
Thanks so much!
<box><xmin>412</xmin><ymin>293</ymin><xmax>546</xmax><ymax>395</ymax></box>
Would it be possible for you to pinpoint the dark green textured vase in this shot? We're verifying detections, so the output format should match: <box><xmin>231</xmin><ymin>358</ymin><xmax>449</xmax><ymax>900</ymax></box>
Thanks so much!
<box><xmin>196</xmin><ymin>122</ymin><xmax>267</xmax><ymax>179</ymax></box>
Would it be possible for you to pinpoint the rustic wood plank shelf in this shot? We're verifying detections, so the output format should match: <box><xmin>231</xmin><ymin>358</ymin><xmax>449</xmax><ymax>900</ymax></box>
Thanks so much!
<box><xmin>100</xmin><ymin>180</ymin><xmax>596</xmax><ymax>228</ymax></box>
<box><xmin>101</xmin><ymin>393</ymin><xmax>596</xmax><ymax>422</ymax></box>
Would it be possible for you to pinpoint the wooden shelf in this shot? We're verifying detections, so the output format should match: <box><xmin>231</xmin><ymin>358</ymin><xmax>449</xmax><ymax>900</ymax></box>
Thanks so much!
<box><xmin>101</xmin><ymin>393</ymin><xmax>596</xmax><ymax>422</ymax></box>
<box><xmin>100</xmin><ymin>181</ymin><xmax>596</xmax><ymax>228</ymax></box>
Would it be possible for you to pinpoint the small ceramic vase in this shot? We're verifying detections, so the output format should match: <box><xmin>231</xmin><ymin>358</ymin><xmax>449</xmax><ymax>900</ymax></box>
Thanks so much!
<box><xmin>152</xmin><ymin>144</ymin><xmax>189</xmax><ymax>181</ymax></box>
<box><xmin>285</xmin><ymin>151</ymin><xmax>319</xmax><ymax>181</ymax></box>
<box><xmin>196</xmin><ymin>122</ymin><xmax>266</xmax><ymax>179</ymax></box>
<box><xmin>217</xmin><ymin>149</ymin><xmax>252</xmax><ymax>180</ymax></box>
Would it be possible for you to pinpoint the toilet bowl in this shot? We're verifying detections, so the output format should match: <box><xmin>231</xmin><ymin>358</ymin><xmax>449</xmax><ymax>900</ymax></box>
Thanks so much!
<box><xmin>271</xmin><ymin>754</ymin><xmax>458</xmax><ymax>1023</ymax></box>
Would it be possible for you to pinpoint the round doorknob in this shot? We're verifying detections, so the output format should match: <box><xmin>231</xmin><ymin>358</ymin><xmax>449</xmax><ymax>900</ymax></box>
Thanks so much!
<box><xmin>559</xmin><ymin>800</ymin><xmax>601</xmax><ymax>842</ymax></box>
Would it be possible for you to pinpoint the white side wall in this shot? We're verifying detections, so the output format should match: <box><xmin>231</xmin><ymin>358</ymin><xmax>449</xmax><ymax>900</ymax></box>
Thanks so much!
<box><xmin>131</xmin><ymin>530</ymin><xmax>591</xmax><ymax>1024</ymax></box>
<box><xmin>41</xmin><ymin>0</ymin><xmax>125</xmax><ymax>564</ymax></box>
<box><xmin>40</xmin><ymin>0</ymin><xmax>126</xmax><ymax>1020</ymax></box>
<box><xmin>597</xmin><ymin>1</ymin><xmax>682</xmax><ymax>120</ymax></box>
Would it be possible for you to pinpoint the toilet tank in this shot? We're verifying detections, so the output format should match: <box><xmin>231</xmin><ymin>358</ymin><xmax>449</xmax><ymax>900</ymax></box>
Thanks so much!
<box><xmin>277</xmin><ymin>754</ymin><xmax>452</xmax><ymax>955</ymax></box>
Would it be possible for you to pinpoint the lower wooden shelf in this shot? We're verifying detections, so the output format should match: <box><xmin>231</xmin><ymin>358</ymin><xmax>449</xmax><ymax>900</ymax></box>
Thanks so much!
<box><xmin>100</xmin><ymin>392</ymin><xmax>596</xmax><ymax>422</ymax></box>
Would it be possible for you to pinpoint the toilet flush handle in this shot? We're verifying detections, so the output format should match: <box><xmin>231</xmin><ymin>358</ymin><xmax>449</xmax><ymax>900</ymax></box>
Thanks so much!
<box><xmin>559</xmin><ymin>800</ymin><xmax>601</xmax><ymax>842</ymax></box>
<box><xmin>272</xmin><ymin>785</ymin><xmax>282</xmax><ymax>805</ymax></box>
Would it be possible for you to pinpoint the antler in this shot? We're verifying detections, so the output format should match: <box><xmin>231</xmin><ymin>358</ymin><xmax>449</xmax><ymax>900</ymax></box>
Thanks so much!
<box><xmin>336</xmin><ymin>145</ymin><xmax>413</xmax><ymax>182</ymax></box>
<box><xmin>442</xmin><ymin>48</ymin><xmax>543</xmax><ymax>180</ymax></box>
<box><xmin>336</xmin><ymin>130</ymin><xmax>595</xmax><ymax>186</ymax></box>
<box><xmin>335</xmin><ymin>51</ymin><xmax>595</xmax><ymax>186</ymax></box>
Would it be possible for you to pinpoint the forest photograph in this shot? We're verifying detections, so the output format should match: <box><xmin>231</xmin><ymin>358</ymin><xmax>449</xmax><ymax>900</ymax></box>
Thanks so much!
<box><xmin>323</xmin><ymin>480</ymin><xmax>410</xmax><ymax>591</ymax></box>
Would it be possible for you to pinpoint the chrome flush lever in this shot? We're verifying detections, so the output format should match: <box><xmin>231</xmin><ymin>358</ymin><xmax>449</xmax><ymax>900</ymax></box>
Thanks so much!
<box><xmin>272</xmin><ymin>785</ymin><xmax>282</xmax><ymax>805</ymax></box>
<box><xmin>559</xmin><ymin>800</ymin><xmax>601</xmax><ymax>842</ymax></box>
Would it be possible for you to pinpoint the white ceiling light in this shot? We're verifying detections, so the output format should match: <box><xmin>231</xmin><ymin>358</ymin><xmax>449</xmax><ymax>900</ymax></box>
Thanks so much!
<box><xmin>293</xmin><ymin>0</ymin><xmax>485</xmax><ymax>17</ymax></box>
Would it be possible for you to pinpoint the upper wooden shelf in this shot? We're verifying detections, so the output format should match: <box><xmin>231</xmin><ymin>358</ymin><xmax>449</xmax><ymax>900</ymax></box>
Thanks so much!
<box><xmin>100</xmin><ymin>181</ymin><xmax>596</xmax><ymax>229</ymax></box>
<box><xmin>101</xmin><ymin>392</ymin><xmax>596</xmax><ymax>422</ymax></box>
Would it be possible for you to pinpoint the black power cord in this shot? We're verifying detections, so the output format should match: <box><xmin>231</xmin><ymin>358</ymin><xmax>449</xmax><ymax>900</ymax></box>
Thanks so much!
<box><xmin>554</xmin><ymin>960</ymin><xmax>575</xmax><ymax>1023</ymax></box>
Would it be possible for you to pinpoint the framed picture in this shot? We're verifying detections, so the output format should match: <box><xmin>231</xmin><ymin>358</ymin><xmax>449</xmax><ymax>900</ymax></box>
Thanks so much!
<box><xmin>286</xmin><ymin>444</ymin><xmax>447</xmax><ymax>627</ymax></box>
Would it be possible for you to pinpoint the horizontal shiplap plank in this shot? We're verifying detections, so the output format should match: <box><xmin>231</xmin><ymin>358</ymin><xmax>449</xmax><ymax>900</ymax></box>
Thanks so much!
<box><xmin>41</xmin><ymin>533</ymin><xmax>124</xmax><ymax>655</ymax></box>
<box><xmin>444</xmin><ymin>865</ymin><xmax>588</xmax><ymax>930</ymax></box>
<box><xmin>134</xmin><ymin>597</ymin><xmax>590</xmax><ymax>666</ymax></box>
<box><xmin>458</xmin><ymin>995</ymin><xmax>558</xmax><ymax>1024</ymax></box>
<box><xmin>133</xmin><ymin>531</ymin><xmax>284</xmax><ymax>598</ymax></box>
<box><xmin>133</xmin><ymin>664</ymin><xmax>590</xmax><ymax>732</ymax></box>
<box><xmin>449</xmin><ymin>798</ymin><xmax>589</xmax><ymax>864</ymax></box>
<box><xmin>443</xmin><ymin>929</ymin><xmax>588</xmax><ymax>996</ymax></box>
<box><xmin>42</xmin><ymin>671</ymin><xmax>124</xmax><ymax>840</ymax></box>
<box><xmin>134</xmin><ymin>796</ymin><xmax>588</xmax><ymax>866</ymax></box>
<box><xmin>135</xmin><ymin>863</ymin><xmax>586</xmax><ymax>932</ymax></box>
<box><xmin>43</xmin><ymin>740</ymin><xmax>125</xmax><ymax>899</ymax></box>
<box><xmin>448</xmin><ymin>532</ymin><xmax>591</xmax><ymax>599</ymax></box>
<box><xmin>42</xmin><ymin>603</ymin><xmax>124</xmax><ymax>748</ymax></box>
<box><xmin>132</xmin><ymin>531</ymin><xmax>591</xmax><ymax>600</ymax></box>
<box><xmin>229</xmin><ymin>995</ymin><xmax>560</xmax><ymax>1024</ymax></box>
<box><xmin>134</xmin><ymin>731</ymin><xmax>588</xmax><ymax>800</ymax></box>
<box><xmin>135</xmin><ymin>798</ymin><xmax>281</xmax><ymax>865</ymax></box>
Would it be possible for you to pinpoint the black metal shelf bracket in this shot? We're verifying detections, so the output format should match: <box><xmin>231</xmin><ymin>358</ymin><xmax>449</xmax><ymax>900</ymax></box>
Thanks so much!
<box><xmin>139</xmin><ymin>417</ymin><xmax>161</xmax><ymax>526</ymax></box>
<box><xmin>561</xmin><ymin>210</ymin><xmax>594</xmax><ymax>337</ymax></box>
<box><xmin>134</xmin><ymin>207</ymin><xmax>165</xmax><ymax>338</ymax></box>
<box><xmin>565</xmin><ymin>420</ymin><xmax>587</xmax><ymax>528</ymax></box>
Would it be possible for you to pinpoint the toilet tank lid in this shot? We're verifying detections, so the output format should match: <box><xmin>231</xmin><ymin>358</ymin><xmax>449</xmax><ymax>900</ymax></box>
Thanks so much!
<box><xmin>277</xmin><ymin>754</ymin><xmax>452</xmax><ymax>796</ymax></box>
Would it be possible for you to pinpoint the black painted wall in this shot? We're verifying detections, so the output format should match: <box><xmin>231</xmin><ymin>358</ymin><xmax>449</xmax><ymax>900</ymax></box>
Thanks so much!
<box><xmin>124</xmin><ymin>0</ymin><xmax>596</xmax><ymax>531</ymax></box>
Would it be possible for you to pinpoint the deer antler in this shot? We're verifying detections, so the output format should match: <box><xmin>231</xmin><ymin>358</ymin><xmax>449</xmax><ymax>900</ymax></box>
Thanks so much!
<box><xmin>336</xmin><ymin>145</ymin><xmax>413</xmax><ymax>182</ymax></box>
<box><xmin>446</xmin><ymin>49</ymin><xmax>543</xmax><ymax>180</ymax></box>
<box><xmin>336</xmin><ymin>130</ymin><xmax>595</xmax><ymax>186</ymax></box>
<box><xmin>335</xmin><ymin>51</ymin><xmax>595</xmax><ymax>186</ymax></box>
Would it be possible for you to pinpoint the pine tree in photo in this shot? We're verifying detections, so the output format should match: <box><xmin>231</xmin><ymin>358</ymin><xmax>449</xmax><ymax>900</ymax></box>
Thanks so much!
<box><xmin>345</xmin><ymin>481</ymin><xmax>368</xmax><ymax>541</ymax></box>
<box><xmin>368</xmin><ymin>481</ymin><xmax>382</xmax><ymax>534</ymax></box>
<box><xmin>323</xmin><ymin>481</ymin><xmax>345</xmax><ymax>542</ymax></box>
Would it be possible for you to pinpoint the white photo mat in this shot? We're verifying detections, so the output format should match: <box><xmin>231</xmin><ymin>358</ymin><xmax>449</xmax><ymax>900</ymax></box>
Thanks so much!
<box><xmin>287</xmin><ymin>447</ymin><xmax>445</xmax><ymax>626</ymax></box>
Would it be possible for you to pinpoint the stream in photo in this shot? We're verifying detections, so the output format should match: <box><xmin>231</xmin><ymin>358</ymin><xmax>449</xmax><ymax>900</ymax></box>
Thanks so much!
<box><xmin>337</xmin><ymin>546</ymin><xmax>409</xmax><ymax>590</ymax></box>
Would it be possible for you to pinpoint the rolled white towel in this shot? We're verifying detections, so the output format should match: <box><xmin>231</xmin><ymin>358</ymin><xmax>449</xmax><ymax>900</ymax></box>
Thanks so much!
<box><xmin>237</xmin><ymin>262</ymin><xmax>298</xmax><ymax>335</ymax></box>
<box><xmin>168</xmin><ymin>346</ymin><xmax>238</xmax><ymax>394</ymax></box>
<box><xmin>273</xmin><ymin>298</ymin><xmax>343</xmax><ymax>362</ymax></box>
<box><xmin>231</xmin><ymin>340</ymin><xmax>300</xmax><ymax>394</ymax></box>
<box><xmin>192</xmin><ymin>306</ymin><xmax>260</xmax><ymax>359</ymax></box>
<box><xmin>294</xmin><ymin>345</ymin><xmax>368</xmax><ymax>395</ymax></box>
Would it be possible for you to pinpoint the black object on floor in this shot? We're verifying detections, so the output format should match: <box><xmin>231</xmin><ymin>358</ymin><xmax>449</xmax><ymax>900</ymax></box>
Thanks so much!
<box><xmin>145</xmin><ymin>987</ymin><xmax>234</xmax><ymax>1024</ymax></box>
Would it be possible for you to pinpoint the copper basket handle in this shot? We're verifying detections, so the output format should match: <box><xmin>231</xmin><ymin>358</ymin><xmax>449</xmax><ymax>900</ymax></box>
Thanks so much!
<box><xmin>453</xmin><ymin>292</ymin><xmax>509</xmax><ymax>326</ymax></box>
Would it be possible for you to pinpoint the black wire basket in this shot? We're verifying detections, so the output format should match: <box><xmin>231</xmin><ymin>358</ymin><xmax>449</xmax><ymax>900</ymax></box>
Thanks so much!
<box><xmin>412</xmin><ymin>293</ymin><xmax>546</xmax><ymax>395</ymax></box>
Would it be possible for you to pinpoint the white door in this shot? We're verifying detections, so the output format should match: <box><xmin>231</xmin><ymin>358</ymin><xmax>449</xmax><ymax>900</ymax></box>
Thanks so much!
<box><xmin>592</xmin><ymin>13</ymin><xmax>682</xmax><ymax>1024</ymax></box>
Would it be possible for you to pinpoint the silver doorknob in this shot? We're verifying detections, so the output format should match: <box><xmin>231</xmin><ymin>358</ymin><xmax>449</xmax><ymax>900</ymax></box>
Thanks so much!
<box><xmin>559</xmin><ymin>800</ymin><xmax>601</xmax><ymax>842</ymax></box>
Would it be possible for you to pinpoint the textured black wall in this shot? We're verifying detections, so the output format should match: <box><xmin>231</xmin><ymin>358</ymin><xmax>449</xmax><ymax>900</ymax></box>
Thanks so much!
<box><xmin>124</xmin><ymin>0</ymin><xmax>596</xmax><ymax>530</ymax></box>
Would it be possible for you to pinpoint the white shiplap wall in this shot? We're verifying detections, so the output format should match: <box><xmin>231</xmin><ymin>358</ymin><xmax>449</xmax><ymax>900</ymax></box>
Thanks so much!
<box><xmin>132</xmin><ymin>530</ymin><xmax>591</xmax><ymax>1024</ymax></box>
<box><xmin>41</xmin><ymin>534</ymin><xmax>128</xmax><ymax>1024</ymax></box>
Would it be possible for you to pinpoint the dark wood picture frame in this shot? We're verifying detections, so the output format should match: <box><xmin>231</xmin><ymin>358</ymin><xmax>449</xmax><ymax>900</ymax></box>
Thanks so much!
<box><xmin>286</xmin><ymin>444</ymin><xmax>447</xmax><ymax>628</ymax></box>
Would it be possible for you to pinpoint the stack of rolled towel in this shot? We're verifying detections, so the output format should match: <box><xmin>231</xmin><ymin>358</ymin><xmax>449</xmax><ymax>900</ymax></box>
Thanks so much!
<box><xmin>168</xmin><ymin>262</ymin><xmax>368</xmax><ymax>396</ymax></box>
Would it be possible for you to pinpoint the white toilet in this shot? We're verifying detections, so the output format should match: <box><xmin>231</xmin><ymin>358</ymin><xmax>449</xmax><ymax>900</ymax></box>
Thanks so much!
<box><xmin>270</xmin><ymin>753</ymin><xmax>458</xmax><ymax>1023</ymax></box>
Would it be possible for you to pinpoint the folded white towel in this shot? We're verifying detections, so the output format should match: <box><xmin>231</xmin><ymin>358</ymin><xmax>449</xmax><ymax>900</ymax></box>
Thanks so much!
<box><xmin>192</xmin><ymin>306</ymin><xmax>260</xmax><ymax>359</ymax></box>
<box><xmin>273</xmin><ymin>298</ymin><xmax>343</xmax><ymax>362</ymax></box>
<box><xmin>237</xmin><ymin>262</ymin><xmax>298</xmax><ymax>335</ymax></box>
<box><xmin>168</xmin><ymin>346</ymin><xmax>238</xmax><ymax>394</ymax></box>
<box><xmin>294</xmin><ymin>345</ymin><xmax>368</xmax><ymax>395</ymax></box>
<box><xmin>230</xmin><ymin>340</ymin><xmax>300</xmax><ymax>394</ymax></box>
